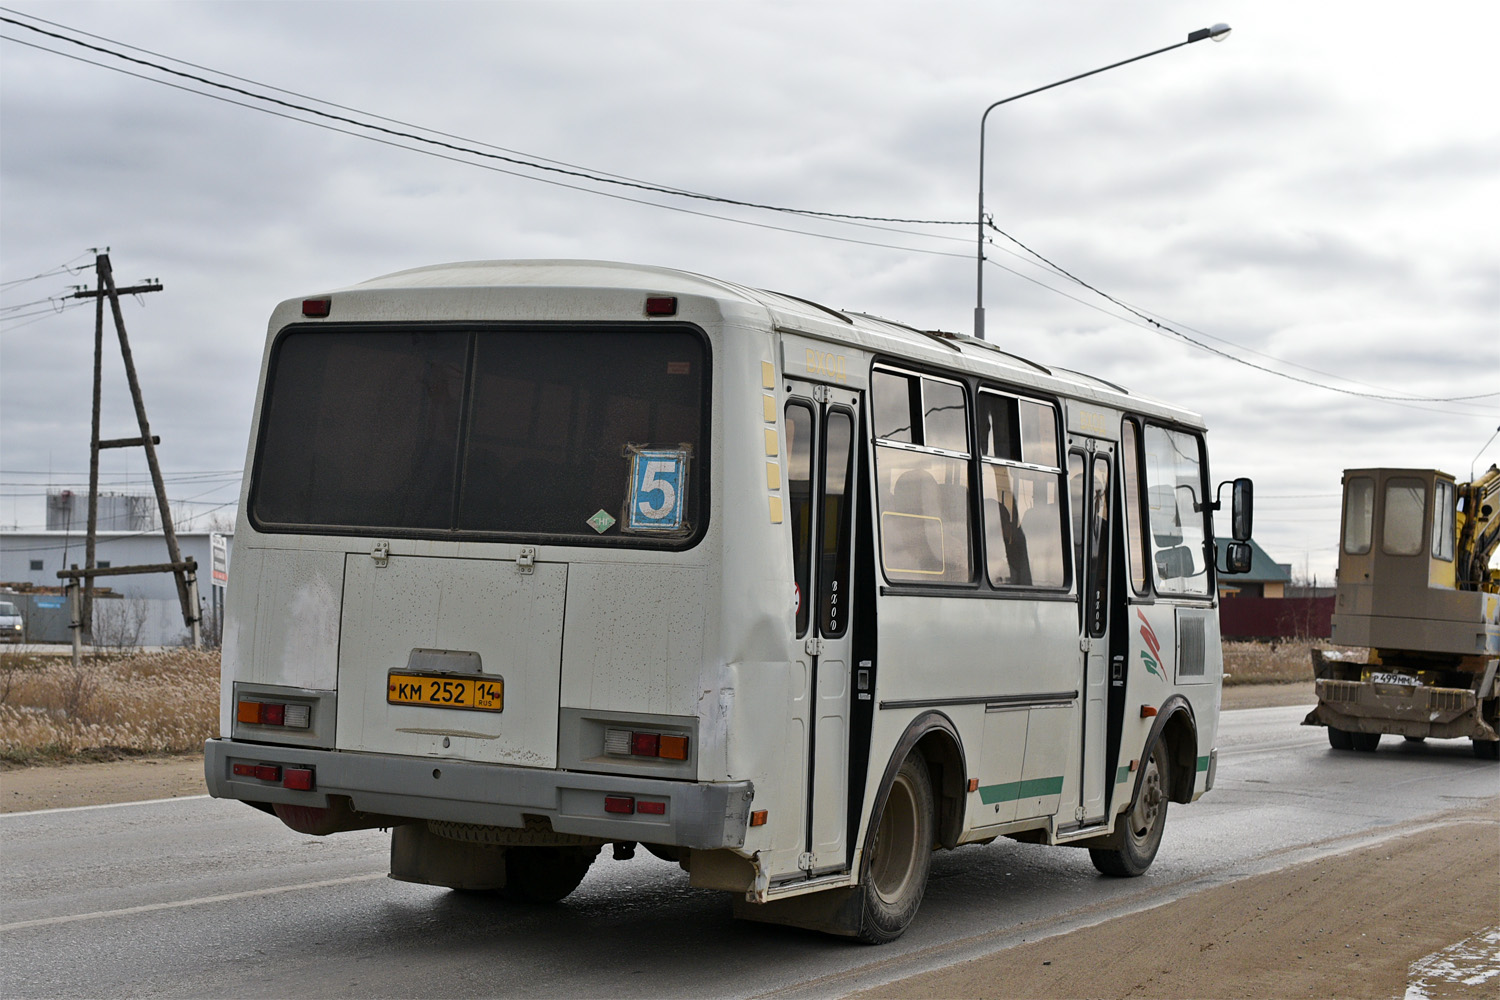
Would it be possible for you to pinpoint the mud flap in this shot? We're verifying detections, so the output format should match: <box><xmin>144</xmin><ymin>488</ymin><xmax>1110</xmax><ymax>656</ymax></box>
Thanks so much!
<box><xmin>731</xmin><ymin>885</ymin><xmax>864</xmax><ymax>938</ymax></box>
<box><xmin>390</xmin><ymin>822</ymin><xmax>508</xmax><ymax>890</ymax></box>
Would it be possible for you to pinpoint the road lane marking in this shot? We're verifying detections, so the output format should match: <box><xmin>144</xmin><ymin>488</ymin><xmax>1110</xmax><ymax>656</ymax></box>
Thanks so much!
<box><xmin>0</xmin><ymin>872</ymin><xmax>388</xmax><ymax>932</ymax></box>
<box><xmin>1</xmin><ymin>795</ymin><xmax>211</xmax><ymax>819</ymax></box>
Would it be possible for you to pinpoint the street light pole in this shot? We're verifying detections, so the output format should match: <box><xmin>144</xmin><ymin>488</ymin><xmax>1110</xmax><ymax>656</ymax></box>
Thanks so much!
<box><xmin>975</xmin><ymin>23</ymin><xmax>1229</xmax><ymax>340</ymax></box>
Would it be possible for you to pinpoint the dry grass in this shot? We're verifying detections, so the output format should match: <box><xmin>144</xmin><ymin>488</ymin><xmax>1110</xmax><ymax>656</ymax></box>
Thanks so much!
<box><xmin>0</xmin><ymin>649</ymin><xmax>218</xmax><ymax>765</ymax></box>
<box><xmin>0</xmin><ymin>640</ymin><xmax>1344</xmax><ymax>765</ymax></box>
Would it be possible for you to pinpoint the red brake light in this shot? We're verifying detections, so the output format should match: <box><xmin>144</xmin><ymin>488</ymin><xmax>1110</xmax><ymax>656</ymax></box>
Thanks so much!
<box><xmin>637</xmin><ymin>800</ymin><xmax>666</xmax><ymax>816</ymax></box>
<box><xmin>604</xmin><ymin>795</ymin><xmax>635</xmax><ymax>814</ymax></box>
<box><xmin>631</xmin><ymin>732</ymin><xmax>660</xmax><ymax>757</ymax></box>
<box><xmin>302</xmin><ymin>298</ymin><xmax>331</xmax><ymax>318</ymax></box>
<box><xmin>263</xmin><ymin>704</ymin><xmax>286</xmax><ymax>726</ymax></box>
<box><xmin>644</xmin><ymin>296</ymin><xmax>677</xmax><ymax>316</ymax></box>
<box><xmin>282</xmin><ymin>767</ymin><xmax>315</xmax><ymax>791</ymax></box>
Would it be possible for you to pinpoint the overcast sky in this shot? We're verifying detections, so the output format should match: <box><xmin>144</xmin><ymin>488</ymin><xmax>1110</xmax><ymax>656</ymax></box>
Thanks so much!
<box><xmin>2</xmin><ymin>0</ymin><xmax>1497</xmax><ymax>582</ymax></box>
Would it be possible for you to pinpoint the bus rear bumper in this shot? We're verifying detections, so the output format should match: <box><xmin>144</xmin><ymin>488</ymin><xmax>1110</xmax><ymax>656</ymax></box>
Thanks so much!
<box><xmin>204</xmin><ymin>738</ymin><xmax>754</xmax><ymax>850</ymax></box>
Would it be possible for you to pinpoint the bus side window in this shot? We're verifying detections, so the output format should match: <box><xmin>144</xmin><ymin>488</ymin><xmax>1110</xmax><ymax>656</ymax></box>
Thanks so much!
<box><xmin>872</xmin><ymin>369</ymin><xmax>973</xmax><ymax>584</ymax></box>
<box><xmin>819</xmin><ymin>409</ymin><xmax>854</xmax><ymax>636</ymax></box>
<box><xmin>786</xmin><ymin>401</ymin><xmax>815</xmax><ymax>635</ymax></box>
<box><xmin>1142</xmin><ymin>424</ymin><xmax>1210</xmax><ymax>596</ymax></box>
<box><xmin>1120</xmin><ymin>420</ymin><xmax>1149</xmax><ymax>595</ymax></box>
<box><xmin>979</xmin><ymin>389</ymin><xmax>1065</xmax><ymax>589</ymax></box>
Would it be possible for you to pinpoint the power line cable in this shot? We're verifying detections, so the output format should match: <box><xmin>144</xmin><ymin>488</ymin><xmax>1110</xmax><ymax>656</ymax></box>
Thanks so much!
<box><xmin>0</xmin><ymin>13</ymin><xmax>967</xmax><ymax>230</ymax></box>
<box><xmin>986</xmin><ymin>221</ymin><xmax>1499</xmax><ymax>405</ymax></box>
<box><xmin>0</xmin><ymin>32</ymin><xmax>975</xmax><ymax>263</ymax></box>
<box><xmin>3</xmin><ymin>9</ymin><xmax>1491</xmax><ymax>413</ymax></box>
<box><xmin>980</xmin><ymin>256</ymin><xmax>1489</xmax><ymax>419</ymax></box>
<box><xmin>0</xmin><ymin>255</ymin><xmax>93</xmax><ymax>289</ymax></box>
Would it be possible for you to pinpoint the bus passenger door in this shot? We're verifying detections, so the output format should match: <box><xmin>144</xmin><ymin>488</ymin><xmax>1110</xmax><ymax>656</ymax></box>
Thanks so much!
<box><xmin>1069</xmin><ymin>442</ymin><xmax>1113</xmax><ymax>826</ymax></box>
<box><xmin>785</xmin><ymin>381</ymin><xmax>859</xmax><ymax>876</ymax></box>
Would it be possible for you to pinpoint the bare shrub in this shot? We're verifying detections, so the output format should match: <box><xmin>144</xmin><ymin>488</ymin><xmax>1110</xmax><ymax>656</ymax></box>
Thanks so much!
<box><xmin>90</xmin><ymin>597</ymin><xmax>149</xmax><ymax>651</ymax></box>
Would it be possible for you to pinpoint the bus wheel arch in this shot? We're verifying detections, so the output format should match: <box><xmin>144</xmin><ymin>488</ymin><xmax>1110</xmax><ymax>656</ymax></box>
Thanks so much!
<box><xmin>882</xmin><ymin>712</ymin><xmax>967</xmax><ymax>850</ymax></box>
<box><xmin>851</xmin><ymin>713</ymin><xmax>965</xmax><ymax>944</ymax></box>
<box><xmin>1152</xmin><ymin>696</ymin><xmax>1199</xmax><ymax>806</ymax></box>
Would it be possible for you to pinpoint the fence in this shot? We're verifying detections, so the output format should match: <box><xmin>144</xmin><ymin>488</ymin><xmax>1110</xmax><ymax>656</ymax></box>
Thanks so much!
<box><xmin>1219</xmin><ymin>596</ymin><xmax>1334</xmax><ymax>641</ymax></box>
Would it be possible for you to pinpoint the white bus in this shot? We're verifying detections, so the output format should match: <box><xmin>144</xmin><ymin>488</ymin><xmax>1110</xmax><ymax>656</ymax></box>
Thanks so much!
<box><xmin>206</xmin><ymin>260</ymin><xmax>1253</xmax><ymax>942</ymax></box>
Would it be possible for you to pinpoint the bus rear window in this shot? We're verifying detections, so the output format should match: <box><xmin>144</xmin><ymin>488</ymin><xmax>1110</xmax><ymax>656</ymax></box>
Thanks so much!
<box><xmin>250</xmin><ymin>325</ymin><xmax>708</xmax><ymax>544</ymax></box>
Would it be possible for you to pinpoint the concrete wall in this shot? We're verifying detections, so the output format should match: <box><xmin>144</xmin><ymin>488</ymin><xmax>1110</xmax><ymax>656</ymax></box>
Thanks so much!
<box><xmin>0</xmin><ymin>531</ymin><xmax>231</xmax><ymax>646</ymax></box>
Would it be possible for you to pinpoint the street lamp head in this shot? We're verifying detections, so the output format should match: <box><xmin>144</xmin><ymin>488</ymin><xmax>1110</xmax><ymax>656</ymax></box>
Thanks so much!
<box><xmin>1188</xmin><ymin>23</ymin><xmax>1232</xmax><ymax>43</ymax></box>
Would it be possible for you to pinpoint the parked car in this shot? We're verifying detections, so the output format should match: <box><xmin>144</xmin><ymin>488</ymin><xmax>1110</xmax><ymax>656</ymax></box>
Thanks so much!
<box><xmin>0</xmin><ymin>600</ymin><xmax>23</xmax><ymax>643</ymax></box>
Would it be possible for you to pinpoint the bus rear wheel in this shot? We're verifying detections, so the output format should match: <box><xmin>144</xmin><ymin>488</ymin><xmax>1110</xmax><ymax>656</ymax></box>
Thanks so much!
<box><xmin>855</xmin><ymin>752</ymin><xmax>934</xmax><ymax>944</ymax></box>
<box><xmin>1091</xmin><ymin>740</ymin><xmax>1169</xmax><ymax>878</ymax></box>
<box><xmin>500</xmin><ymin>845</ymin><xmax>599</xmax><ymax>903</ymax></box>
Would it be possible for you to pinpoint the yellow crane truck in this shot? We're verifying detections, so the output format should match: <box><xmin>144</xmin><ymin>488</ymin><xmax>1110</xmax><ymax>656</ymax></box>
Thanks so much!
<box><xmin>1305</xmin><ymin>465</ymin><xmax>1500</xmax><ymax>759</ymax></box>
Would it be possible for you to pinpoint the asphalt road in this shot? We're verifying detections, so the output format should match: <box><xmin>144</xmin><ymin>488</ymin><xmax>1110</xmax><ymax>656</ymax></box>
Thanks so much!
<box><xmin>2</xmin><ymin>706</ymin><xmax>1495</xmax><ymax>999</ymax></box>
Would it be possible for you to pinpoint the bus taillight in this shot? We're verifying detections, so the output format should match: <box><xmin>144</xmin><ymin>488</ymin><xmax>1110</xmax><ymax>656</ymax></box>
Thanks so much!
<box><xmin>237</xmin><ymin>699</ymin><xmax>311</xmax><ymax>729</ymax></box>
<box><xmin>604</xmin><ymin>727</ymin><xmax>689</xmax><ymax>761</ymax></box>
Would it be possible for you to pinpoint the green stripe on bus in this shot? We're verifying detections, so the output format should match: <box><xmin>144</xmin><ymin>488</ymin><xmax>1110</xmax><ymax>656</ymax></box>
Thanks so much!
<box><xmin>1196</xmin><ymin>755</ymin><xmax>1210</xmax><ymax>772</ymax></box>
<box><xmin>977</xmin><ymin>776</ymin><xmax>1064</xmax><ymax>804</ymax></box>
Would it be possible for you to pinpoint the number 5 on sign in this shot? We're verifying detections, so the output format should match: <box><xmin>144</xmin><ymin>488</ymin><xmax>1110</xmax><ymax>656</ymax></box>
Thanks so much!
<box><xmin>628</xmin><ymin>449</ymin><xmax>688</xmax><ymax>531</ymax></box>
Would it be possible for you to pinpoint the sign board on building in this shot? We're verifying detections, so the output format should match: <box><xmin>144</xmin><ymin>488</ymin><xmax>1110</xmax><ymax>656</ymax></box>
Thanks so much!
<box><xmin>211</xmin><ymin>533</ymin><xmax>229</xmax><ymax>589</ymax></box>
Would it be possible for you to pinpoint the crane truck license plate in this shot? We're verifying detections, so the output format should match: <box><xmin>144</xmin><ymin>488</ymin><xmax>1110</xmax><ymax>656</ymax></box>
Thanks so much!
<box><xmin>1369</xmin><ymin>671</ymin><xmax>1418</xmax><ymax>687</ymax></box>
<box><xmin>387</xmin><ymin>673</ymin><xmax>504</xmax><ymax>712</ymax></box>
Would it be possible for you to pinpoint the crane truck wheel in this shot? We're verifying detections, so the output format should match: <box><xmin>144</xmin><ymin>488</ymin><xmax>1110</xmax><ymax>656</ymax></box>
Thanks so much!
<box><xmin>1472</xmin><ymin>739</ymin><xmax>1499</xmax><ymax>761</ymax></box>
<box><xmin>1327</xmin><ymin>727</ymin><xmax>1354</xmax><ymax>750</ymax></box>
<box><xmin>1349</xmin><ymin>732</ymin><xmax>1381</xmax><ymax>752</ymax></box>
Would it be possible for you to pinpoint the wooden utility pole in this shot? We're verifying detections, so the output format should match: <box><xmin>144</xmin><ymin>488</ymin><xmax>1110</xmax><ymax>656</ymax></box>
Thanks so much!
<box><xmin>58</xmin><ymin>252</ymin><xmax>199</xmax><ymax>662</ymax></box>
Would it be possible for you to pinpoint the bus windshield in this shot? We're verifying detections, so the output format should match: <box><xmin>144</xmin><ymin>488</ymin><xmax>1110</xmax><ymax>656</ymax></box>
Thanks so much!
<box><xmin>249</xmin><ymin>324</ymin><xmax>708</xmax><ymax>544</ymax></box>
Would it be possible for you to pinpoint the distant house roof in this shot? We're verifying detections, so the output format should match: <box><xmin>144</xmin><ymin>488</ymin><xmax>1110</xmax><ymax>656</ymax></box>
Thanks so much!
<box><xmin>1213</xmin><ymin>538</ymin><xmax>1292</xmax><ymax>583</ymax></box>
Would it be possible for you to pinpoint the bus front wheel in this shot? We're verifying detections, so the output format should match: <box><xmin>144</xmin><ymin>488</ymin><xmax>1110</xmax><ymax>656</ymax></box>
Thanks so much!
<box><xmin>1091</xmin><ymin>740</ymin><xmax>1169</xmax><ymax>878</ymax></box>
<box><xmin>855</xmin><ymin>751</ymin><xmax>935</xmax><ymax>944</ymax></box>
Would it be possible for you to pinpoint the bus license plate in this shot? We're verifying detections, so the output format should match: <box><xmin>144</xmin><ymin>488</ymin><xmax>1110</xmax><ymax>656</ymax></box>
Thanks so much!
<box><xmin>387</xmin><ymin>673</ymin><xmax>504</xmax><ymax>712</ymax></box>
<box><xmin>1369</xmin><ymin>671</ymin><xmax>1418</xmax><ymax>687</ymax></box>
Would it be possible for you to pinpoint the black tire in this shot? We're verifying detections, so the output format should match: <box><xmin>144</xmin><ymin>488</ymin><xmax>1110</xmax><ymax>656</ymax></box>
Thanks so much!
<box><xmin>1350</xmin><ymin>732</ymin><xmax>1381</xmax><ymax>753</ymax></box>
<box><xmin>500</xmin><ymin>845</ymin><xmax>599</xmax><ymax>903</ymax></box>
<box><xmin>1472</xmin><ymin>739</ymin><xmax>1500</xmax><ymax>761</ymax></box>
<box><xmin>1327</xmin><ymin>727</ymin><xmax>1354</xmax><ymax>750</ymax></box>
<box><xmin>1091</xmin><ymin>740</ymin><xmax>1169</xmax><ymax>878</ymax></box>
<box><xmin>855</xmin><ymin>751</ymin><xmax>935</xmax><ymax>944</ymax></box>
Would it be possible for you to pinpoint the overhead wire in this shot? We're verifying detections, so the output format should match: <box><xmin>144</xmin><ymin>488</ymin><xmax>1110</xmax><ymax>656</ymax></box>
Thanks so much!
<box><xmin>1</xmin><ymin>8</ymin><xmax>1493</xmax><ymax>416</ymax></box>
<box><xmin>984</xmin><ymin>222</ymin><xmax>1500</xmax><ymax>407</ymax></box>
<box><xmin>0</xmin><ymin>32</ymin><xmax>975</xmax><ymax>263</ymax></box>
<box><xmin>0</xmin><ymin>13</ymin><xmax>967</xmax><ymax>231</ymax></box>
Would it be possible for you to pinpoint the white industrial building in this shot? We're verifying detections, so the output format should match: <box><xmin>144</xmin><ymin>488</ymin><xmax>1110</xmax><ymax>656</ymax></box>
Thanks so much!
<box><xmin>0</xmin><ymin>529</ymin><xmax>233</xmax><ymax>646</ymax></box>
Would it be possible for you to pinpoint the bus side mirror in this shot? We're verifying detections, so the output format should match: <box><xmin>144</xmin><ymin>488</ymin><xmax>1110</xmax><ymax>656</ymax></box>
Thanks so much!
<box><xmin>1216</xmin><ymin>477</ymin><xmax>1254</xmax><ymax>541</ymax></box>
<box><xmin>1231</xmin><ymin>478</ymin><xmax>1253</xmax><ymax>541</ymax></box>
<box><xmin>1222</xmin><ymin>541</ymin><xmax>1253</xmax><ymax>575</ymax></box>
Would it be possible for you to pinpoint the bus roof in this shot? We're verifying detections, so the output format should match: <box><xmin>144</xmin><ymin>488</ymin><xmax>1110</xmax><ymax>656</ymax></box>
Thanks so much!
<box><xmin>320</xmin><ymin>259</ymin><xmax>1205</xmax><ymax>429</ymax></box>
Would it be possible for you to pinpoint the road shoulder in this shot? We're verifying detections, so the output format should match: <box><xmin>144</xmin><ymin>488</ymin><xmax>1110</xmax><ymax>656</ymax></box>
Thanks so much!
<box><xmin>847</xmin><ymin>806</ymin><xmax>1499</xmax><ymax>1000</ymax></box>
<box><xmin>1</xmin><ymin>754</ymin><xmax>207</xmax><ymax>812</ymax></box>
